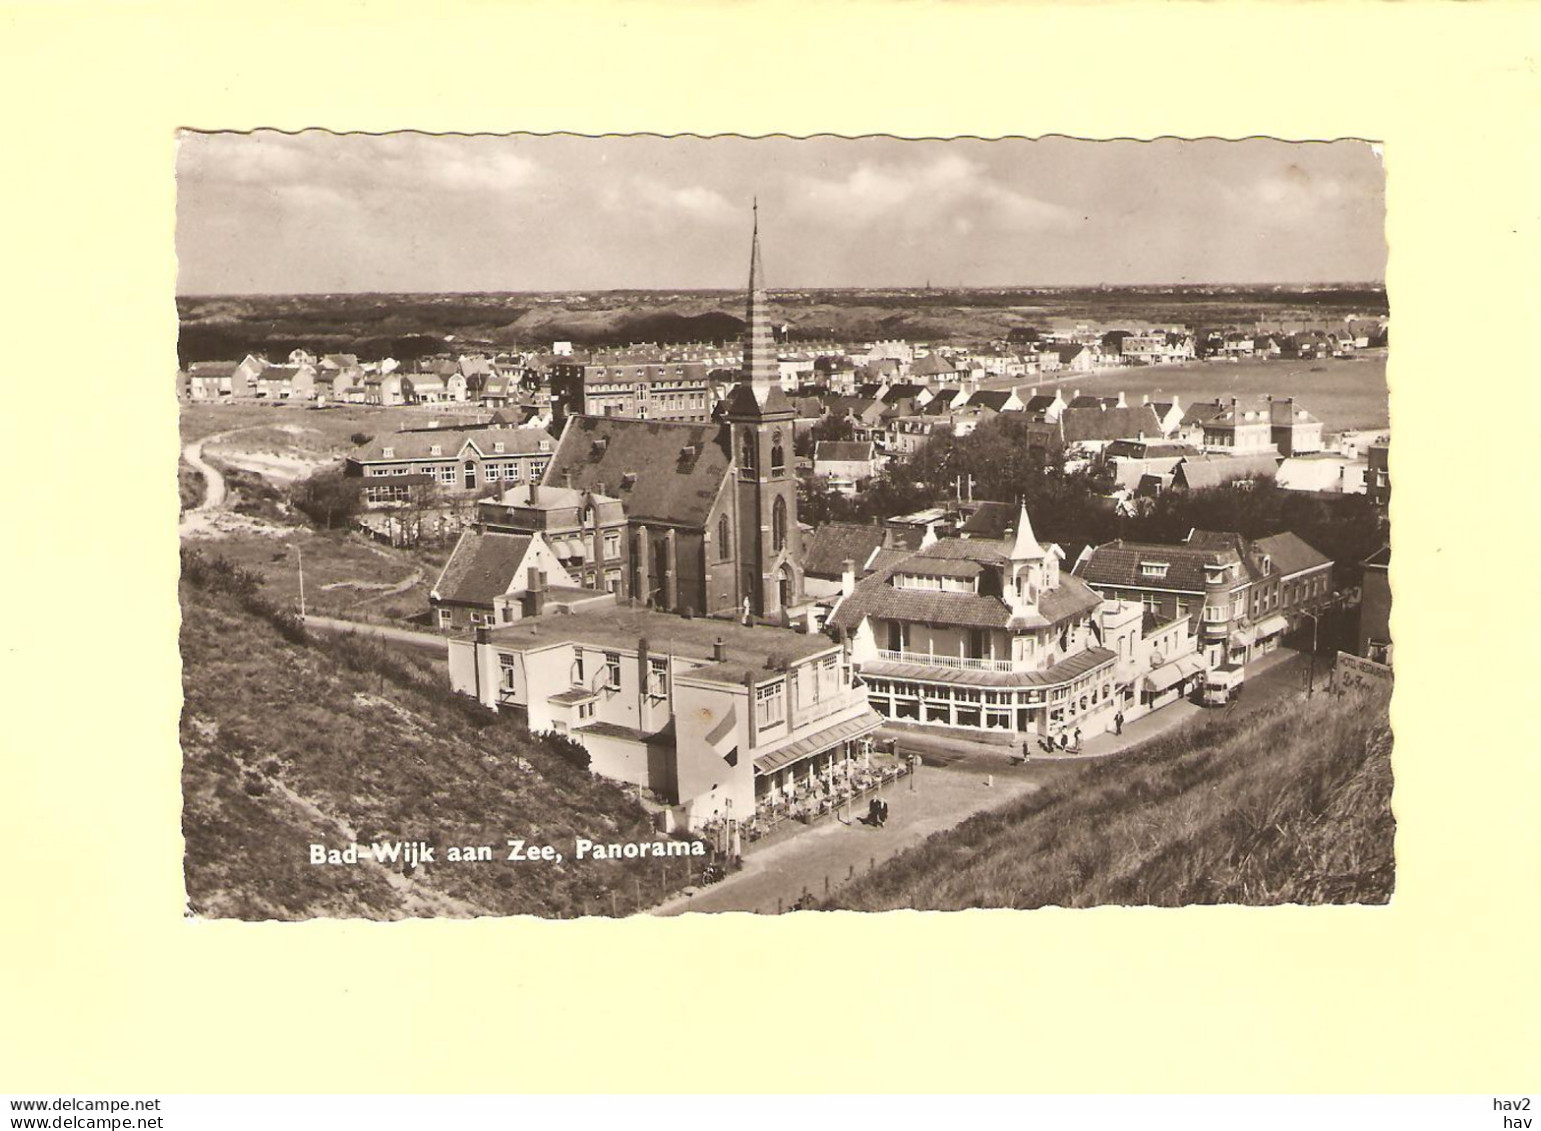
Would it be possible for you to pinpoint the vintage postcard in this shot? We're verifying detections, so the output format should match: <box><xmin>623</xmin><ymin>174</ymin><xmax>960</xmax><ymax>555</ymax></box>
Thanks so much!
<box><xmin>176</xmin><ymin>131</ymin><xmax>1391</xmax><ymax>919</ymax></box>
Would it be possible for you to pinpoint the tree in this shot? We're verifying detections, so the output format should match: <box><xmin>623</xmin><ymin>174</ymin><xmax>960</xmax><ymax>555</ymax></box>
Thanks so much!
<box><xmin>289</xmin><ymin>467</ymin><xmax>364</xmax><ymax>531</ymax></box>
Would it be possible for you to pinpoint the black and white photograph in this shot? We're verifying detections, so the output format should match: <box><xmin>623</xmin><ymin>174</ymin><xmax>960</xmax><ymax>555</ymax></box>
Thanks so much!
<box><xmin>175</xmin><ymin>132</ymin><xmax>1392</xmax><ymax>919</ymax></box>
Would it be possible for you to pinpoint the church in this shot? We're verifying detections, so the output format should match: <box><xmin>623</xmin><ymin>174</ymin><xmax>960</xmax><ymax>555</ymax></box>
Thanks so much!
<box><xmin>538</xmin><ymin>208</ymin><xmax>805</xmax><ymax>620</ymax></box>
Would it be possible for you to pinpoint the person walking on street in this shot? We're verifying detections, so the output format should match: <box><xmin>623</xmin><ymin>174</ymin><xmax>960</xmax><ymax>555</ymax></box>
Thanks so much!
<box><xmin>1114</xmin><ymin>711</ymin><xmax>1124</xmax><ymax>736</ymax></box>
<box><xmin>1074</xmin><ymin>726</ymin><xmax>1083</xmax><ymax>750</ymax></box>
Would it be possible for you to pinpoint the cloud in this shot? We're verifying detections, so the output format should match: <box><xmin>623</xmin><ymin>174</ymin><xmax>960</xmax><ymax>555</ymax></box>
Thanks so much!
<box><xmin>178</xmin><ymin>131</ymin><xmax>543</xmax><ymax>202</ymax></box>
<box><xmin>598</xmin><ymin>175</ymin><xmax>738</xmax><ymax>224</ymax></box>
<box><xmin>789</xmin><ymin>154</ymin><xmax>1074</xmax><ymax>230</ymax></box>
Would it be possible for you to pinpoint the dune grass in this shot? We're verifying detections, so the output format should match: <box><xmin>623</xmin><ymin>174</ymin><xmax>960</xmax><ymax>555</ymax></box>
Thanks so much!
<box><xmin>829</xmin><ymin>684</ymin><xmax>1394</xmax><ymax>911</ymax></box>
<box><xmin>181</xmin><ymin>551</ymin><xmax>692</xmax><ymax>919</ymax></box>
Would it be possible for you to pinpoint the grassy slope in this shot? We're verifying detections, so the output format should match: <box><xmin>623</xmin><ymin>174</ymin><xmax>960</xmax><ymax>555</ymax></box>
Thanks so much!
<box><xmin>181</xmin><ymin>569</ymin><xmax>677</xmax><ymax>920</ymax></box>
<box><xmin>831</xmin><ymin>686</ymin><xmax>1394</xmax><ymax>911</ymax></box>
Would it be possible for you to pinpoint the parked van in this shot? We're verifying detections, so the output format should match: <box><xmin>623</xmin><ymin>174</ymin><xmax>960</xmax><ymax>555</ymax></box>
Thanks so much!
<box><xmin>1200</xmin><ymin>666</ymin><xmax>1245</xmax><ymax>707</ymax></box>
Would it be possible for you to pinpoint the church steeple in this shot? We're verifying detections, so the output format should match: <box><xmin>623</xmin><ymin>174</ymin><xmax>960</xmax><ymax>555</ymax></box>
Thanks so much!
<box><xmin>743</xmin><ymin>197</ymin><xmax>779</xmax><ymax>395</ymax></box>
<box><xmin>725</xmin><ymin>202</ymin><xmax>801</xmax><ymax>620</ymax></box>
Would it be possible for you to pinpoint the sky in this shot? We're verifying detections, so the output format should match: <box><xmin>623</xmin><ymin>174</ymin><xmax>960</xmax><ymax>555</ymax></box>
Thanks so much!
<box><xmin>175</xmin><ymin>133</ymin><xmax>1386</xmax><ymax>295</ymax></box>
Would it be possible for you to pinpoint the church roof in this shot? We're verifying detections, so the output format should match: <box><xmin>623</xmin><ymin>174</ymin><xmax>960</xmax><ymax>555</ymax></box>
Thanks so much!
<box><xmin>543</xmin><ymin>415</ymin><xmax>731</xmax><ymax>530</ymax></box>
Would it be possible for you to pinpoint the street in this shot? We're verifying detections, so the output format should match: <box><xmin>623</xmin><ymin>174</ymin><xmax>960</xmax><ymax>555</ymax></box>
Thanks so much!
<box><xmin>653</xmin><ymin>648</ymin><xmax>1313</xmax><ymax>916</ymax></box>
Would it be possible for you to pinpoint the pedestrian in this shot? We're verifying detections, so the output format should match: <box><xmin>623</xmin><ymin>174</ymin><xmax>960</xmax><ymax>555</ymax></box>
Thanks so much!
<box><xmin>1058</xmin><ymin>732</ymin><xmax>1069</xmax><ymax>751</ymax></box>
<box><xmin>1074</xmin><ymin>727</ymin><xmax>1083</xmax><ymax>749</ymax></box>
<box><xmin>878</xmin><ymin>799</ymin><xmax>889</xmax><ymax>827</ymax></box>
<box><xmin>1114</xmin><ymin>711</ymin><xmax>1124</xmax><ymax>736</ymax></box>
<box><xmin>1021</xmin><ymin>739</ymin><xmax>1032</xmax><ymax>765</ymax></box>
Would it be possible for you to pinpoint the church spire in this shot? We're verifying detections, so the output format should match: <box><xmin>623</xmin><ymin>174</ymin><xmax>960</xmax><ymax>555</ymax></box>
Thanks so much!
<box><xmin>743</xmin><ymin>199</ymin><xmax>778</xmax><ymax>394</ymax></box>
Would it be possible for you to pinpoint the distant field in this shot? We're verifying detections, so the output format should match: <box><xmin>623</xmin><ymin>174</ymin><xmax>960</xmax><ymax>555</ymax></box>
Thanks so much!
<box><xmin>988</xmin><ymin>351</ymin><xmax>1389</xmax><ymax>432</ymax></box>
<box><xmin>179</xmin><ymin>401</ymin><xmax>487</xmax><ymax>446</ymax></box>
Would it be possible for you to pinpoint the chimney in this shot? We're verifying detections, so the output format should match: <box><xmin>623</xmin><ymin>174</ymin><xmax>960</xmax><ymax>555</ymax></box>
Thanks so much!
<box><xmin>1116</xmin><ymin>390</ymin><xmax>1127</xmax><ymax>408</ymax></box>
<box><xmin>1073</xmin><ymin>388</ymin><xmax>1081</xmax><ymax>402</ymax></box>
<box><xmin>1142</xmin><ymin>393</ymin><xmax>1149</xmax><ymax>405</ymax></box>
<box><xmin>712</xmin><ymin>637</ymin><xmax>727</xmax><ymax>662</ymax></box>
<box><xmin>474</xmin><ymin>626</ymin><xmax>492</xmax><ymax>645</ymax></box>
<box><xmin>841</xmin><ymin>558</ymin><xmax>857</xmax><ymax>598</ymax></box>
<box><xmin>528</xmin><ymin>482</ymin><xmax>540</xmax><ymax>504</ymax></box>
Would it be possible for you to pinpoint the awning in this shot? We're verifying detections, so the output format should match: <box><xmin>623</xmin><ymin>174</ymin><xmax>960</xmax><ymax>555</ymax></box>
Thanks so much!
<box><xmin>1231</xmin><ymin>625</ymin><xmax>1259</xmax><ymax>648</ymax></box>
<box><xmin>1256</xmin><ymin>615</ymin><xmax>1290</xmax><ymax>638</ymax></box>
<box><xmin>753</xmin><ymin>710</ymin><xmax>883</xmax><ymax>776</ymax></box>
<box><xmin>1142</xmin><ymin>654</ymin><xmax>1208</xmax><ymax>694</ymax></box>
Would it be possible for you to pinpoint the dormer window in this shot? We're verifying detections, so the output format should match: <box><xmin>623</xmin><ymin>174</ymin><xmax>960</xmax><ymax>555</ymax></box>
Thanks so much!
<box><xmin>430</xmin><ymin>444</ymin><xmax>443</xmax><ymax>456</ymax></box>
<box><xmin>1139</xmin><ymin>561</ymin><xmax>1169</xmax><ymax>580</ymax></box>
<box><xmin>494</xmin><ymin>441</ymin><xmax>505</xmax><ymax>453</ymax></box>
<box><xmin>539</xmin><ymin>439</ymin><xmax>551</xmax><ymax>452</ymax></box>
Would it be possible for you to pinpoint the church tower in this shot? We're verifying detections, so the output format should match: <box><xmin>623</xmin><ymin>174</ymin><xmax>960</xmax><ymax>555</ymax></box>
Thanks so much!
<box><xmin>724</xmin><ymin>203</ymin><xmax>802</xmax><ymax>619</ymax></box>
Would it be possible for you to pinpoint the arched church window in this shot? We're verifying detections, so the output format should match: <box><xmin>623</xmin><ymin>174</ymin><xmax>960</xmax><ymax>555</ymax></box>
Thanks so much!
<box><xmin>771</xmin><ymin>431</ymin><xmax>785</xmax><ymax>475</ymax></box>
<box><xmin>773</xmin><ymin>497</ymin><xmax>787</xmax><ymax>552</ymax></box>
<box><xmin>740</xmin><ymin>429</ymin><xmax>757</xmax><ymax>474</ymax></box>
<box><xmin>717</xmin><ymin>514</ymin><xmax>731</xmax><ymax>561</ymax></box>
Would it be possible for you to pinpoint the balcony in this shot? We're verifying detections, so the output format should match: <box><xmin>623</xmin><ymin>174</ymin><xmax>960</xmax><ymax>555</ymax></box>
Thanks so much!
<box><xmin>876</xmin><ymin>649</ymin><xmax>1015</xmax><ymax>673</ymax></box>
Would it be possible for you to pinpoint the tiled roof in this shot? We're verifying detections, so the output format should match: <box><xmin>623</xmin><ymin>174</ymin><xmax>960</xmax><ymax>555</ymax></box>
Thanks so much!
<box><xmin>1059</xmin><ymin>405</ymin><xmax>1166</xmax><ymax>443</ymax></box>
<box><xmin>1035</xmin><ymin>572</ymin><xmax>1104</xmax><ymax>623</ymax></box>
<box><xmin>353</xmin><ymin>427</ymin><xmax>556</xmax><ymax>463</ymax></box>
<box><xmin>1074</xmin><ymin>539</ymin><xmax>1240</xmax><ymax>593</ymax></box>
<box><xmin>912</xmin><ymin>538</ymin><xmax>1010</xmax><ymax>564</ymax></box>
<box><xmin>959</xmin><ymin>501</ymin><xmax>1017</xmax><ymax>539</ymax></box>
<box><xmin>188</xmin><ymin>361</ymin><xmax>239</xmax><ymax>376</ymax></box>
<box><xmin>911</xmin><ymin>353</ymin><xmax>958</xmax><ymax>377</ymax></box>
<box><xmin>967</xmin><ymin>390</ymin><xmax>1018</xmax><ymax>413</ymax></box>
<box><xmin>1269</xmin><ymin>400</ymin><xmax>1323</xmax><ymax>426</ymax></box>
<box><xmin>1251</xmin><ymin>531</ymin><xmax>1333</xmax><ymax>578</ymax></box>
<box><xmin>832</xmin><ymin>540</ymin><xmax>1096</xmax><ymax>632</ymax></box>
<box><xmin>814</xmin><ymin>441</ymin><xmax>875</xmax><ymax>463</ymax></box>
<box><xmin>433</xmin><ymin>530</ymin><xmax>533</xmax><ymax>607</ymax></box>
<box><xmin>833</xmin><ymin>583</ymin><xmax>1012</xmax><ymax>630</ymax></box>
<box><xmin>544</xmin><ymin>415</ymin><xmax>731</xmax><ymax>529</ymax></box>
<box><xmin>1172</xmin><ymin>453</ymin><xmax>1280</xmax><ymax>490</ymax></box>
<box><xmin>803</xmin><ymin>522</ymin><xmax>887</xmax><ymax>579</ymax></box>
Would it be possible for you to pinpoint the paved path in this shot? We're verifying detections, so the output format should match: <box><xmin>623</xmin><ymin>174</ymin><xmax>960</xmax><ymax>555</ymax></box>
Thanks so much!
<box><xmin>178</xmin><ymin>433</ymin><xmax>231</xmax><ymax>535</ymax></box>
<box><xmin>302</xmin><ymin>613</ymin><xmax>450</xmax><ymax>657</ymax></box>
<box><xmin>654</xmin><ymin>766</ymin><xmax>1038</xmax><ymax>916</ymax></box>
<box><xmin>881</xmin><ymin>647</ymin><xmax>1309</xmax><ymax>771</ymax></box>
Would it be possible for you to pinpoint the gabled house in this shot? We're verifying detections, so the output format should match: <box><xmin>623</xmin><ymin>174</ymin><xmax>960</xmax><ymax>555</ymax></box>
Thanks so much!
<box><xmin>431</xmin><ymin>529</ymin><xmax>601</xmax><ymax>631</ymax></box>
<box><xmin>966</xmin><ymin>387</ymin><xmax>1026</xmax><ymax>416</ymax></box>
<box><xmin>812</xmin><ymin>440</ymin><xmax>882</xmax><ymax>493</ymax></box>
<box><xmin>1269</xmin><ymin>396</ymin><xmax>1324</xmax><ymax>456</ymax></box>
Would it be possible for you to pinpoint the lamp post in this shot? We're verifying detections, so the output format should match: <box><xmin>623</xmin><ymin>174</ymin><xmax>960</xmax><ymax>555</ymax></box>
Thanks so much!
<box><xmin>1298</xmin><ymin>591</ymin><xmax>1341</xmax><ymax>699</ymax></box>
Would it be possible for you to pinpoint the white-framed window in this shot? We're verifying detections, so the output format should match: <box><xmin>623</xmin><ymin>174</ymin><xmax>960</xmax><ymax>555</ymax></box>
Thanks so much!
<box><xmin>604</xmin><ymin>652</ymin><xmax>622</xmax><ymax>690</ymax></box>
<box><xmin>574</xmin><ymin>651</ymin><xmax>585</xmax><ymax>683</ymax></box>
<box><xmin>756</xmin><ymin>680</ymin><xmax>785</xmax><ymax>728</ymax></box>
<box><xmin>499</xmin><ymin>653</ymin><xmax>517</xmax><ymax>691</ymax></box>
<box><xmin>647</xmin><ymin>658</ymin><xmax>669</xmax><ymax>699</ymax></box>
<box><xmin>1139</xmin><ymin>561</ymin><xmax>1169</xmax><ymax>579</ymax></box>
<box><xmin>438</xmin><ymin>608</ymin><xmax>452</xmax><ymax>628</ymax></box>
<box><xmin>604</xmin><ymin>531</ymin><xmax>621</xmax><ymax>561</ymax></box>
<box><xmin>1142</xmin><ymin>593</ymin><xmax>1161</xmax><ymax>615</ymax></box>
<box><xmin>437</xmin><ymin>466</ymin><xmax>456</xmax><ymax>485</ymax></box>
<box><xmin>368</xmin><ymin>467</ymin><xmax>389</xmax><ymax>477</ymax></box>
<box><xmin>393</xmin><ymin>467</ymin><xmax>410</xmax><ymax>476</ymax></box>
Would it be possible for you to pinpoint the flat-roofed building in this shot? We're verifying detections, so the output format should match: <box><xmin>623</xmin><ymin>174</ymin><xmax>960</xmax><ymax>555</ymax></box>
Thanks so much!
<box><xmin>450</xmin><ymin>606</ymin><xmax>881</xmax><ymax>831</ymax></box>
